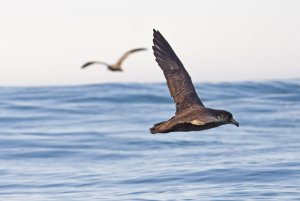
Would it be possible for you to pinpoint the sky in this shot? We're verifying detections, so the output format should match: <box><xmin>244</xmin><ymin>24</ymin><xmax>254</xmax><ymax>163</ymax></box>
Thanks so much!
<box><xmin>0</xmin><ymin>0</ymin><xmax>299</xmax><ymax>86</ymax></box>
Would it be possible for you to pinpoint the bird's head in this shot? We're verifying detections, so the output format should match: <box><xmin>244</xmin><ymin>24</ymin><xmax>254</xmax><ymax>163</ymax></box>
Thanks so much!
<box><xmin>215</xmin><ymin>110</ymin><xmax>239</xmax><ymax>127</ymax></box>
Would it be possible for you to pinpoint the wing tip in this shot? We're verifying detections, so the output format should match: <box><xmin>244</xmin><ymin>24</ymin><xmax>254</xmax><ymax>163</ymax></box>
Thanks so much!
<box><xmin>129</xmin><ymin>48</ymin><xmax>148</xmax><ymax>53</ymax></box>
<box><xmin>81</xmin><ymin>63</ymin><xmax>89</xmax><ymax>69</ymax></box>
<box><xmin>153</xmin><ymin>28</ymin><xmax>161</xmax><ymax>35</ymax></box>
<box><xmin>153</xmin><ymin>28</ymin><xmax>161</xmax><ymax>39</ymax></box>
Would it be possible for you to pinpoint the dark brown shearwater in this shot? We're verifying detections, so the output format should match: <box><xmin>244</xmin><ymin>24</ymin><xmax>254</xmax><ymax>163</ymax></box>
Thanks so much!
<box><xmin>150</xmin><ymin>29</ymin><xmax>239</xmax><ymax>134</ymax></box>
<box><xmin>81</xmin><ymin>48</ymin><xmax>147</xmax><ymax>71</ymax></box>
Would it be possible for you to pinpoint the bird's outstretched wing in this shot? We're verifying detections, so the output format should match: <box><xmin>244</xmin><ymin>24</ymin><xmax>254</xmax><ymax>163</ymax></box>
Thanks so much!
<box><xmin>152</xmin><ymin>29</ymin><xmax>204</xmax><ymax>114</ymax></box>
<box><xmin>115</xmin><ymin>48</ymin><xmax>147</xmax><ymax>67</ymax></box>
<box><xmin>81</xmin><ymin>61</ymin><xmax>109</xmax><ymax>69</ymax></box>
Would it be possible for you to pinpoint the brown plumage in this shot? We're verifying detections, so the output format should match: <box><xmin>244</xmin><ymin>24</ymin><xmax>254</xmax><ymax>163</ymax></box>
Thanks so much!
<box><xmin>150</xmin><ymin>29</ymin><xmax>239</xmax><ymax>134</ymax></box>
<box><xmin>81</xmin><ymin>48</ymin><xmax>147</xmax><ymax>71</ymax></box>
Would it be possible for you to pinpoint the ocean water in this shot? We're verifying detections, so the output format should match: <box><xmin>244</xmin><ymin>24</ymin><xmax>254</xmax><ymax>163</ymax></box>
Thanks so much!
<box><xmin>0</xmin><ymin>80</ymin><xmax>300</xmax><ymax>201</ymax></box>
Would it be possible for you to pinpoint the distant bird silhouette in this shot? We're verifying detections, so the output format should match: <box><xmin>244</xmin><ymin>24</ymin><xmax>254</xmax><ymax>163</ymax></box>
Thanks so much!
<box><xmin>81</xmin><ymin>48</ymin><xmax>147</xmax><ymax>71</ymax></box>
<box><xmin>150</xmin><ymin>29</ymin><xmax>239</xmax><ymax>134</ymax></box>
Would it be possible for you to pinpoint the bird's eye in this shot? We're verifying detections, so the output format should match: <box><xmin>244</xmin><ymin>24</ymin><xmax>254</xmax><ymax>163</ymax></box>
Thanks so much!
<box><xmin>217</xmin><ymin>114</ymin><xmax>224</xmax><ymax>119</ymax></box>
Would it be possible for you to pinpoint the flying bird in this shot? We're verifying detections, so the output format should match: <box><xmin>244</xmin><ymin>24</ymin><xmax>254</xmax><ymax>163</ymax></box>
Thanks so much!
<box><xmin>150</xmin><ymin>29</ymin><xmax>239</xmax><ymax>134</ymax></box>
<box><xmin>81</xmin><ymin>48</ymin><xmax>147</xmax><ymax>71</ymax></box>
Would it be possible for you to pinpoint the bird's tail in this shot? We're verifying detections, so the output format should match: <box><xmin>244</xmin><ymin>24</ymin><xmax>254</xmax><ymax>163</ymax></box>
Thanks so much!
<box><xmin>150</xmin><ymin>121</ymin><xmax>168</xmax><ymax>134</ymax></box>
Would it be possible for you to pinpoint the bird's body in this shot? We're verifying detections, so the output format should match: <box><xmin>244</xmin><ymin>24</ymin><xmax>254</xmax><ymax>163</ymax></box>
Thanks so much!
<box><xmin>81</xmin><ymin>48</ymin><xmax>147</xmax><ymax>71</ymax></box>
<box><xmin>150</xmin><ymin>29</ymin><xmax>239</xmax><ymax>134</ymax></box>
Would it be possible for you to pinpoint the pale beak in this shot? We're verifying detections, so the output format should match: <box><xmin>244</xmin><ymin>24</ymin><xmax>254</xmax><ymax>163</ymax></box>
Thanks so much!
<box><xmin>230</xmin><ymin>118</ymin><xmax>239</xmax><ymax>127</ymax></box>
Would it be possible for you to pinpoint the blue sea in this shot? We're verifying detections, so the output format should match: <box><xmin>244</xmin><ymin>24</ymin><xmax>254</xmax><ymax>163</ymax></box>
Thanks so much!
<box><xmin>0</xmin><ymin>80</ymin><xmax>300</xmax><ymax>201</ymax></box>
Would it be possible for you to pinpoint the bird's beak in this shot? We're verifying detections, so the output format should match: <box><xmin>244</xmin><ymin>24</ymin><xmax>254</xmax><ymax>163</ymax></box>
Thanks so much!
<box><xmin>230</xmin><ymin>118</ymin><xmax>239</xmax><ymax>127</ymax></box>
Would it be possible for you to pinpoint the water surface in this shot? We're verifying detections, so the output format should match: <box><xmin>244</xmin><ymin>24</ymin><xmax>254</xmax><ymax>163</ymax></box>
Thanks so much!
<box><xmin>0</xmin><ymin>80</ymin><xmax>300</xmax><ymax>200</ymax></box>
